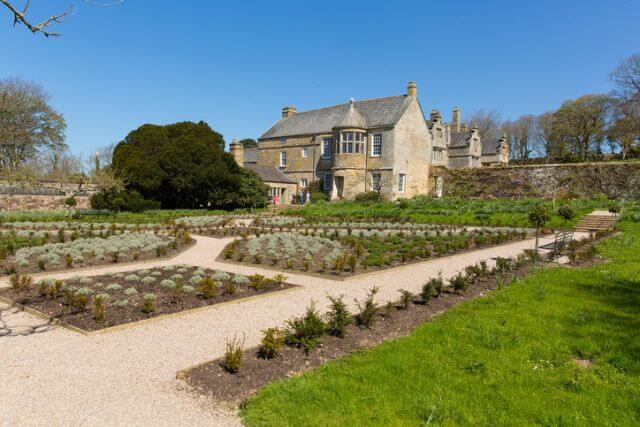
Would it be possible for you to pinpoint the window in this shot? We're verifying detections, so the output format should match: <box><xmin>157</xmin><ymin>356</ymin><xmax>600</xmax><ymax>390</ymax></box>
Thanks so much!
<box><xmin>279</xmin><ymin>151</ymin><xmax>287</xmax><ymax>168</ymax></box>
<box><xmin>398</xmin><ymin>173</ymin><xmax>405</xmax><ymax>193</ymax></box>
<box><xmin>301</xmin><ymin>147</ymin><xmax>308</xmax><ymax>158</ymax></box>
<box><xmin>323</xmin><ymin>174</ymin><xmax>332</xmax><ymax>191</ymax></box>
<box><xmin>372</xmin><ymin>133</ymin><xmax>382</xmax><ymax>156</ymax></box>
<box><xmin>300</xmin><ymin>178</ymin><xmax>308</xmax><ymax>188</ymax></box>
<box><xmin>371</xmin><ymin>172</ymin><xmax>381</xmax><ymax>191</ymax></box>
<box><xmin>431</xmin><ymin>149</ymin><xmax>443</xmax><ymax>162</ymax></box>
<box><xmin>322</xmin><ymin>138</ymin><xmax>332</xmax><ymax>159</ymax></box>
<box><xmin>347</xmin><ymin>142</ymin><xmax>353</xmax><ymax>153</ymax></box>
<box><xmin>280</xmin><ymin>137</ymin><xmax>286</xmax><ymax>144</ymax></box>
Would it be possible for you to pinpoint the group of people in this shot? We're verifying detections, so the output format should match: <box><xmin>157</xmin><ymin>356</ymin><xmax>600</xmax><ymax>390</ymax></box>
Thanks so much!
<box><xmin>268</xmin><ymin>190</ymin><xmax>310</xmax><ymax>205</ymax></box>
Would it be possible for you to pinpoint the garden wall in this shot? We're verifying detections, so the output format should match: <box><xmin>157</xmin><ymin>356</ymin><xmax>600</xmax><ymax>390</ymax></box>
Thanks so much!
<box><xmin>0</xmin><ymin>181</ymin><xmax>95</xmax><ymax>212</ymax></box>
<box><xmin>436</xmin><ymin>162</ymin><xmax>640</xmax><ymax>199</ymax></box>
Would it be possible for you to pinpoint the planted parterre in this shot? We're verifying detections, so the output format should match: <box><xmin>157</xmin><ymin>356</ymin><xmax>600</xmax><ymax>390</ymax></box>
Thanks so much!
<box><xmin>253</xmin><ymin>216</ymin><xmax>306</xmax><ymax>228</ymax></box>
<box><xmin>0</xmin><ymin>221</ymin><xmax>166</xmax><ymax>232</ymax></box>
<box><xmin>1</xmin><ymin>266</ymin><xmax>292</xmax><ymax>331</ymax></box>
<box><xmin>0</xmin><ymin>232</ymin><xmax>193</xmax><ymax>275</ymax></box>
<box><xmin>222</xmin><ymin>227</ymin><xmax>529</xmax><ymax>276</ymax></box>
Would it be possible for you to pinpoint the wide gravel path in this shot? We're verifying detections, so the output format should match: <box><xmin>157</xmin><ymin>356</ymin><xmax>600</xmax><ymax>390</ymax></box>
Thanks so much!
<box><xmin>0</xmin><ymin>232</ymin><xmax>580</xmax><ymax>426</ymax></box>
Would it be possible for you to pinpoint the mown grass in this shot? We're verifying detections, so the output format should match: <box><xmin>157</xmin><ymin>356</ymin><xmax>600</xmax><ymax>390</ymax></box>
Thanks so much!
<box><xmin>240</xmin><ymin>221</ymin><xmax>640</xmax><ymax>426</ymax></box>
<box><xmin>286</xmin><ymin>197</ymin><xmax>632</xmax><ymax>228</ymax></box>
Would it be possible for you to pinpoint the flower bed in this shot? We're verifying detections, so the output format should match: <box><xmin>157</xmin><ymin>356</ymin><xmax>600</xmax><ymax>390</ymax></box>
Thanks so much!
<box><xmin>182</xmin><ymin>253</ymin><xmax>542</xmax><ymax>404</ymax></box>
<box><xmin>1</xmin><ymin>266</ymin><xmax>293</xmax><ymax>331</ymax></box>
<box><xmin>253</xmin><ymin>216</ymin><xmax>305</xmax><ymax>228</ymax></box>
<box><xmin>0</xmin><ymin>232</ymin><xmax>193</xmax><ymax>275</ymax></box>
<box><xmin>221</xmin><ymin>228</ymin><xmax>529</xmax><ymax>276</ymax></box>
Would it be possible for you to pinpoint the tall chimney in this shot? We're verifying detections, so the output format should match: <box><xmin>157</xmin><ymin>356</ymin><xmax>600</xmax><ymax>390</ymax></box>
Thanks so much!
<box><xmin>282</xmin><ymin>106</ymin><xmax>297</xmax><ymax>118</ymax></box>
<box><xmin>229</xmin><ymin>139</ymin><xmax>244</xmax><ymax>166</ymax></box>
<box><xmin>452</xmin><ymin>107</ymin><xmax>461</xmax><ymax>132</ymax></box>
<box><xmin>430</xmin><ymin>109</ymin><xmax>441</xmax><ymax>122</ymax></box>
<box><xmin>407</xmin><ymin>81</ymin><xmax>417</xmax><ymax>97</ymax></box>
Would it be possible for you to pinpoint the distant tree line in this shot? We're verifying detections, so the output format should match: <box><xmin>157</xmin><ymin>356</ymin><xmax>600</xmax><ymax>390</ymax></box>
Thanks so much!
<box><xmin>467</xmin><ymin>53</ymin><xmax>640</xmax><ymax>164</ymax></box>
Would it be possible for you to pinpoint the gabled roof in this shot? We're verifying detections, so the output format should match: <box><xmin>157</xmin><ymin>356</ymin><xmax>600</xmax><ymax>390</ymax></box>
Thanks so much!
<box><xmin>337</xmin><ymin>101</ymin><xmax>367</xmax><ymax>128</ymax></box>
<box><xmin>449</xmin><ymin>131</ymin><xmax>471</xmax><ymax>147</ymax></box>
<box><xmin>244</xmin><ymin>163</ymin><xmax>297</xmax><ymax>184</ymax></box>
<box><xmin>481</xmin><ymin>135</ymin><xmax>506</xmax><ymax>155</ymax></box>
<box><xmin>260</xmin><ymin>95</ymin><xmax>414</xmax><ymax>139</ymax></box>
<box><xmin>243</xmin><ymin>147</ymin><xmax>257</xmax><ymax>163</ymax></box>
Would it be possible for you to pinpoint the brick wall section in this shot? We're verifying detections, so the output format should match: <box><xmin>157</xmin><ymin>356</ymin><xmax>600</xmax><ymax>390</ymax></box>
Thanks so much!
<box><xmin>435</xmin><ymin>162</ymin><xmax>640</xmax><ymax>199</ymax></box>
<box><xmin>0</xmin><ymin>194</ymin><xmax>91</xmax><ymax>211</ymax></box>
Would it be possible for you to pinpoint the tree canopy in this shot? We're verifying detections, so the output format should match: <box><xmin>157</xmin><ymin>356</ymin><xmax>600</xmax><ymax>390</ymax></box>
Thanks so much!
<box><xmin>111</xmin><ymin>121</ymin><xmax>267</xmax><ymax>209</ymax></box>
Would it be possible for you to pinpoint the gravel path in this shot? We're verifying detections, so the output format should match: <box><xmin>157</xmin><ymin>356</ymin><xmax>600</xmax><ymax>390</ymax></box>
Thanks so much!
<box><xmin>0</xmin><ymin>231</ymin><xmax>584</xmax><ymax>426</ymax></box>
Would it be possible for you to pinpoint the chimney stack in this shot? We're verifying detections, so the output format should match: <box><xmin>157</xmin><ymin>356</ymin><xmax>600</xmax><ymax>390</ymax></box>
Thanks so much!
<box><xmin>430</xmin><ymin>109</ymin><xmax>442</xmax><ymax>122</ymax></box>
<box><xmin>452</xmin><ymin>107</ymin><xmax>461</xmax><ymax>132</ymax></box>
<box><xmin>282</xmin><ymin>106</ymin><xmax>297</xmax><ymax>118</ymax></box>
<box><xmin>229</xmin><ymin>139</ymin><xmax>244</xmax><ymax>166</ymax></box>
<box><xmin>407</xmin><ymin>81</ymin><xmax>417</xmax><ymax>97</ymax></box>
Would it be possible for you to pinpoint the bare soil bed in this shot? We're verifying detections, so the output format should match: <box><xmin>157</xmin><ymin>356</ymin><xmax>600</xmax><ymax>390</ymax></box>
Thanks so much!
<box><xmin>182</xmin><ymin>262</ymin><xmax>540</xmax><ymax>404</ymax></box>
<box><xmin>1</xmin><ymin>265</ymin><xmax>294</xmax><ymax>331</ymax></box>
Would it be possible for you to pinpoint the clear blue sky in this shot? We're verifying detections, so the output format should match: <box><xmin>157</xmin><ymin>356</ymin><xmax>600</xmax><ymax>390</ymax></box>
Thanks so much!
<box><xmin>2</xmin><ymin>0</ymin><xmax>639</xmax><ymax>158</ymax></box>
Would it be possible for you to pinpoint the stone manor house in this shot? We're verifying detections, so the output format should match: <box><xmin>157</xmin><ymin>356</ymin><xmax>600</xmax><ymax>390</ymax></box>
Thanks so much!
<box><xmin>230</xmin><ymin>82</ymin><xmax>509</xmax><ymax>204</ymax></box>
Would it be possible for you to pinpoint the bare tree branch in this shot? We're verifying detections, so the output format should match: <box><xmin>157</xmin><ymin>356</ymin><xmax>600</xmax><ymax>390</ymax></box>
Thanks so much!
<box><xmin>1</xmin><ymin>0</ymin><xmax>124</xmax><ymax>37</ymax></box>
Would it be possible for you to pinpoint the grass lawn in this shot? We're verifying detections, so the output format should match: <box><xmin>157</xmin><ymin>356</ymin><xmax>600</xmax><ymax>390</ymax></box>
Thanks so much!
<box><xmin>285</xmin><ymin>197</ymin><xmax>631</xmax><ymax>228</ymax></box>
<box><xmin>240</xmin><ymin>221</ymin><xmax>640</xmax><ymax>426</ymax></box>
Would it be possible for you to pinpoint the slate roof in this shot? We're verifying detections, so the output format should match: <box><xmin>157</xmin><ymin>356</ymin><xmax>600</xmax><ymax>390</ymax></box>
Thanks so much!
<box><xmin>259</xmin><ymin>95</ymin><xmax>414</xmax><ymax>139</ymax></box>
<box><xmin>481</xmin><ymin>132</ymin><xmax>506</xmax><ymax>155</ymax></box>
<box><xmin>243</xmin><ymin>147</ymin><xmax>257</xmax><ymax>163</ymax></box>
<box><xmin>244</xmin><ymin>164</ymin><xmax>297</xmax><ymax>184</ymax></box>
<box><xmin>449</xmin><ymin>131</ymin><xmax>471</xmax><ymax>147</ymax></box>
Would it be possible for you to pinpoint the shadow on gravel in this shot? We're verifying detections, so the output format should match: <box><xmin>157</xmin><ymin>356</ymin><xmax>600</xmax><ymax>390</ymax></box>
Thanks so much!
<box><xmin>0</xmin><ymin>306</ymin><xmax>54</xmax><ymax>337</ymax></box>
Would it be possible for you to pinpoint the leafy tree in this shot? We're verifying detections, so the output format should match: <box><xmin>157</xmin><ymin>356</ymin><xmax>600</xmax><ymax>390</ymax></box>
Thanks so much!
<box><xmin>90</xmin><ymin>188</ymin><xmax>160</xmax><ymax>213</ymax></box>
<box><xmin>529</xmin><ymin>204</ymin><xmax>551</xmax><ymax>264</ymax></box>
<box><xmin>552</xmin><ymin>95</ymin><xmax>613</xmax><ymax>161</ymax></box>
<box><xmin>556</xmin><ymin>205</ymin><xmax>576</xmax><ymax>228</ymax></box>
<box><xmin>111</xmin><ymin>121</ymin><xmax>266</xmax><ymax>209</ymax></box>
<box><xmin>238</xmin><ymin>138</ymin><xmax>258</xmax><ymax>148</ymax></box>
<box><xmin>232</xmin><ymin>168</ymin><xmax>269</xmax><ymax>209</ymax></box>
<box><xmin>0</xmin><ymin>77</ymin><xmax>66</xmax><ymax>172</ymax></box>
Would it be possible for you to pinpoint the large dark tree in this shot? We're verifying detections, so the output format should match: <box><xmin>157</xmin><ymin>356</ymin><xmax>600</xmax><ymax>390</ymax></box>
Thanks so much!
<box><xmin>112</xmin><ymin>121</ymin><xmax>266</xmax><ymax>209</ymax></box>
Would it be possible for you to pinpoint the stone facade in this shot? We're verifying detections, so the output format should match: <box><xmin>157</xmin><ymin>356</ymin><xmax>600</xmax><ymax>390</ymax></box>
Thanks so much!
<box><xmin>256</xmin><ymin>83</ymin><xmax>431</xmax><ymax>201</ymax></box>
<box><xmin>250</xmin><ymin>83</ymin><xmax>511</xmax><ymax>201</ymax></box>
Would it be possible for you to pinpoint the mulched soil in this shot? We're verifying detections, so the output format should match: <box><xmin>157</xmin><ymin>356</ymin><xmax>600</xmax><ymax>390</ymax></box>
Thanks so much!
<box><xmin>183</xmin><ymin>262</ymin><xmax>544</xmax><ymax>404</ymax></box>
<box><xmin>217</xmin><ymin>234</ymin><xmax>529</xmax><ymax>279</ymax></box>
<box><xmin>0</xmin><ymin>266</ymin><xmax>294</xmax><ymax>331</ymax></box>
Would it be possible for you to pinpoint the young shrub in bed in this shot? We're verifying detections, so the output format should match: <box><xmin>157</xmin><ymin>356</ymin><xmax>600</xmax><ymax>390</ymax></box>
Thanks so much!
<box><xmin>10</xmin><ymin>273</ymin><xmax>33</xmax><ymax>292</ymax></box>
<box><xmin>285</xmin><ymin>302</ymin><xmax>326</xmax><ymax>354</ymax></box>
<box><xmin>355</xmin><ymin>286</ymin><xmax>379</xmax><ymax>328</ymax></box>
<box><xmin>141</xmin><ymin>293</ymin><xmax>156</xmax><ymax>313</ymax></box>
<box><xmin>92</xmin><ymin>294</ymin><xmax>108</xmax><ymax>323</ymax></box>
<box><xmin>222</xmin><ymin>335</ymin><xmax>244</xmax><ymax>373</ymax></box>
<box><xmin>421</xmin><ymin>281</ymin><xmax>435</xmax><ymax>305</ymax></box>
<box><xmin>199</xmin><ymin>277</ymin><xmax>219</xmax><ymax>299</ymax></box>
<box><xmin>326</xmin><ymin>295</ymin><xmax>352</xmax><ymax>338</ymax></box>
<box><xmin>259</xmin><ymin>327</ymin><xmax>285</xmax><ymax>359</ymax></box>
<box><xmin>398</xmin><ymin>289</ymin><xmax>413</xmax><ymax>309</ymax></box>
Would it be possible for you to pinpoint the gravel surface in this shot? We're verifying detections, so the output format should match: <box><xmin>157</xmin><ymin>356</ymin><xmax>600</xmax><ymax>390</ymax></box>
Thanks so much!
<box><xmin>0</xmin><ymin>232</ymin><xmax>587</xmax><ymax>426</ymax></box>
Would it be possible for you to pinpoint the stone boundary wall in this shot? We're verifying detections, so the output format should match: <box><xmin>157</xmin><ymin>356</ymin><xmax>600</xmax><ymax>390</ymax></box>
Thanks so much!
<box><xmin>0</xmin><ymin>181</ymin><xmax>97</xmax><ymax>212</ymax></box>
<box><xmin>0</xmin><ymin>194</ymin><xmax>91</xmax><ymax>212</ymax></box>
<box><xmin>436</xmin><ymin>161</ymin><xmax>640</xmax><ymax>199</ymax></box>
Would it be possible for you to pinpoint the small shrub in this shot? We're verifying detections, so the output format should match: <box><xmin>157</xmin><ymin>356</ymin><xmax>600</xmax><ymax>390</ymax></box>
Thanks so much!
<box><xmin>141</xmin><ymin>293</ymin><xmax>156</xmax><ymax>313</ymax></box>
<box><xmin>199</xmin><ymin>277</ymin><xmax>219</xmax><ymax>299</ymax></box>
<box><xmin>115</xmin><ymin>299</ymin><xmax>129</xmax><ymax>308</ymax></box>
<box><xmin>326</xmin><ymin>295</ymin><xmax>352</xmax><ymax>338</ymax></box>
<box><xmin>421</xmin><ymin>281</ymin><xmax>435</xmax><ymax>304</ymax></box>
<box><xmin>398</xmin><ymin>289</ymin><xmax>413</xmax><ymax>309</ymax></box>
<box><xmin>224</xmin><ymin>282</ymin><xmax>237</xmax><ymax>295</ymax></box>
<box><xmin>124</xmin><ymin>287</ymin><xmax>138</xmax><ymax>296</ymax></box>
<box><xmin>273</xmin><ymin>274</ymin><xmax>287</xmax><ymax>285</ymax></box>
<box><xmin>92</xmin><ymin>294</ymin><xmax>108</xmax><ymax>322</ymax></box>
<box><xmin>222</xmin><ymin>335</ymin><xmax>244</xmax><ymax>373</ymax></box>
<box><xmin>355</xmin><ymin>286</ymin><xmax>379</xmax><ymax>328</ymax></box>
<box><xmin>105</xmin><ymin>283</ymin><xmax>122</xmax><ymax>292</ymax></box>
<box><xmin>259</xmin><ymin>328</ymin><xmax>285</xmax><ymax>359</ymax></box>
<box><xmin>450</xmin><ymin>272</ymin><xmax>470</xmax><ymax>293</ymax></box>
<box><xmin>285</xmin><ymin>302</ymin><xmax>326</xmax><ymax>353</ymax></box>
<box><xmin>65</xmin><ymin>254</ymin><xmax>73</xmax><ymax>268</ymax></box>
<box><xmin>10</xmin><ymin>273</ymin><xmax>33</xmax><ymax>292</ymax></box>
